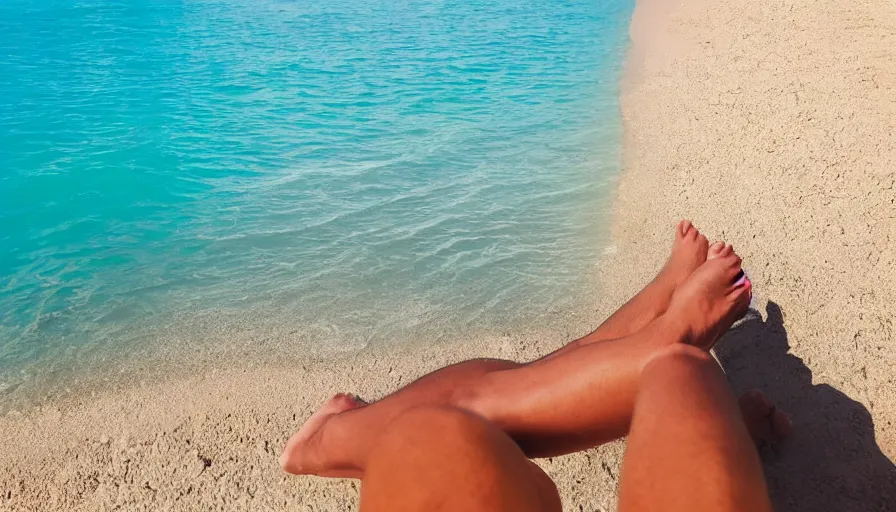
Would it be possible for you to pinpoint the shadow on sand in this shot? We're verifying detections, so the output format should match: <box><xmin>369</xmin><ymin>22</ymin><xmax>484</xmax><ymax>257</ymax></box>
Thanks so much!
<box><xmin>714</xmin><ymin>301</ymin><xmax>895</xmax><ymax>511</ymax></box>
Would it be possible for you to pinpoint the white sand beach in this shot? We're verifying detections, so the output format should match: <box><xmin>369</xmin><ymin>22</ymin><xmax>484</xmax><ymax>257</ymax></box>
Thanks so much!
<box><xmin>1</xmin><ymin>0</ymin><xmax>894</xmax><ymax>509</ymax></box>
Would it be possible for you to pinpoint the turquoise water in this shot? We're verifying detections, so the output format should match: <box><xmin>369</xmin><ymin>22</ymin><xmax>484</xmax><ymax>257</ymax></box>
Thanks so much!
<box><xmin>0</xmin><ymin>0</ymin><xmax>633</xmax><ymax>395</ymax></box>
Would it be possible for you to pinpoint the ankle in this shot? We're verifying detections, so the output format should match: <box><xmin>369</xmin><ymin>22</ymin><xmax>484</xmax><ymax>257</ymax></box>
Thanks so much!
<box><xmin>650</xmin><ymin>313</ymin><xmax>694</xmax><ymax>347</ymax></box>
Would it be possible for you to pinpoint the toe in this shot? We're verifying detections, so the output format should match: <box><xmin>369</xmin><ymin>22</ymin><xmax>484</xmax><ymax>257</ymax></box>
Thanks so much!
<box><xmin>771</xmin><ymin>409</ymin><xmax>794</xmax><ymax>439</ymax></box>
<box><xmin>730</xmin><ymin>272</ymin><xmax>752</xmax><ymax>294</ymax></box>
<box><xmin>714</xmin><ymin>243</ymin><xmax>733</xmax><ymax>258</ymax></box>
<box><xmin>738</xmin><ymin>390</ymin><xmax>780</xmax><ymax>443</ymax></box>
<box><xmin>739</xmin><ymin>390</ymin><xmax>792</xmax><ymax>442</ymax></box>
<box><xmin>715</xmin><ymin>252</ymin><xmax>743</xmax><ymax>279</ymax></box>
<box><xmin>730</xmin><ymin>253</ymin><xmax>743</xmax><ymax>271</ymax></box>
<box><xmin>333</xmin><ymin>393</ymin><xmax>355</xmax><ymax>407</ymax></box>
<box><xmin>696</xmin><ymin>233</ymin><xmax>709</xmax><ymax>251</ymax></box>
<box><xmin>679</xmin><ymin>220</ymin><xmax>692</xmax><ymax>237</ymax></box>
<box><xmin>708</xmin><ymin>241</ymin><xmax>726</xmax><ymax>259</ymax></box>
<box><xmin>329</xmin><ymin>393</ymin><xmax>367</xmax><ymax>411</ymax></box>
<box><xmin>728</xmin><ymin>279</ymin><xmax>752</xmax><ymax>305</ymax></box>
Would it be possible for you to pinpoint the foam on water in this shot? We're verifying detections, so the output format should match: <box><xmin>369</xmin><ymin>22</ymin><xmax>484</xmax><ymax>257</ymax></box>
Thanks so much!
<box><xmin>0</xmin><ymin>0</ymin><xmax>633</xmax><ymax>397</ymax></box>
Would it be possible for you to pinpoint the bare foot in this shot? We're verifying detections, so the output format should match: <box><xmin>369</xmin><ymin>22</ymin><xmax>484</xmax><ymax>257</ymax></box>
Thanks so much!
<box><xmin>550</xmin><ymin>221</ymin><xmax>720</xmax><ymax>353</ymax></box>
<box><xmin>654</xmin><ymin>220</ymin><xmax>711</xmax><ymax>291</ymax></box>
<box><xmin>279</xmin><ymin>393</ymin><xmax>366</xmax><ymax>475</ymax></box>
<box><xmin>566</xmin><ymin>221</ymin><xmax>713</xmax><ymax>349</ymax></box>
<box><xmin>738</xmin><ymin>389</ymin><xmax>793</xmax><ymax>445</ymax></box>
<box><xmin>664</xmin><ymin>248</ymin><xmax>752</xmax><ymax>350</ymax></box>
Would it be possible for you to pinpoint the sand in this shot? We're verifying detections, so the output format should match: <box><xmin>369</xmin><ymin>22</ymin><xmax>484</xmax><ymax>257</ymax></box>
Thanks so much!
<box><xmin>2</xmin><ymin>0</ymin><xmax>895</xmax><ymax>509</ymax></box>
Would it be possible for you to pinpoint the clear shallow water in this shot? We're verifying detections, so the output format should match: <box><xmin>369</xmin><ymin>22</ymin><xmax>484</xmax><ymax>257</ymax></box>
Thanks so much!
<box><xmin>0</xmin><ymin>0</ymin><xmax>633</xmax><ymax>395</ymax></box>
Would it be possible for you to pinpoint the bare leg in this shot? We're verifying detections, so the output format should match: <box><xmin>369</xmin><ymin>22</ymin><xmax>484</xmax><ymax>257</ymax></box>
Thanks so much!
<box><xmin>618</xmin><ymin>344</ymin><xmax>773</xmax><ymax>512</ymax></box>
<box><xmin>282</xmin><ymin>248</ymin><xmax>751</xmax><ymax>476</ymax></box>
<box><xmin>462</xmin><ymin>246</ymin><xmax>746</xmax><ymax>457</ymax></box>
<box><xmin>280</xmin><ymin>222</ymin><xmax>714</xmax><ymax>476</ymax></box>
<box><xmin>360</xmin><ymin>406</ymin><xmax>561</xmax><ymax>512</ymax></box>
<box><xmin>280</xmin><ymin>358</ymin><xmax>522</xmax><ymax>479</ymax></box>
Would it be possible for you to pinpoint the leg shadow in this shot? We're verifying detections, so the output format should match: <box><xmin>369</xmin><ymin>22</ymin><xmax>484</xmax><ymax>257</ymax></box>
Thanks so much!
<box><xmin>715</xmin><ymin>301</ymin><xmax>895</xmax><ymax>511</ymax></box>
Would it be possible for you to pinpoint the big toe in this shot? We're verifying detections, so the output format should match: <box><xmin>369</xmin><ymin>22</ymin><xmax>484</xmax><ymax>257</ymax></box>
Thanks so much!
<box><xmin>770</xmin><ymin>408</ymin><xmax>794</xmax><ymax>439</ymax></box>
<box><xmin>330</xmin><ymin>393</ymin><xmax>367</xmax><ymax>411</ymax></box>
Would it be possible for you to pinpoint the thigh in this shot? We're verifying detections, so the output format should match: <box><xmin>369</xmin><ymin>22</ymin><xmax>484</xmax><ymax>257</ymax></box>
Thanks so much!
<box><xmin>360</xmin><ymin>406</ymin><xmax>561</xmax><ymax>512</ymax></box>
<box><xmin>619</xmin><ymin>345</ymin><xmax>772</xmax><ymax>512</ymax></box>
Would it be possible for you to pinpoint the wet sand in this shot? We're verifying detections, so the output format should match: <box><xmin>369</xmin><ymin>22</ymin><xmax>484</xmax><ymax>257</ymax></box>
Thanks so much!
<box><xmin>2</xmin><ymin>0</ymin><xmax>895</xmax><ymax>510</ymax></box>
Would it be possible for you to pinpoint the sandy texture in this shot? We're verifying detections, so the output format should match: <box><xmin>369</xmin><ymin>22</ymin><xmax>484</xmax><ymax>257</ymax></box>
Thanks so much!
<box><xmin>2</xmin><ymin>0</ymin><xmax>896</xmax><ymax>510</ymax></box>
<box><xmin>614</xmin><ymin>0</ymin><xmax>896</xmax><ymax>508</ymax></box>
<box><xmin>0</xmin><ymin>332</ymin><xmax>631</xmax><ymax>512</ymax></box>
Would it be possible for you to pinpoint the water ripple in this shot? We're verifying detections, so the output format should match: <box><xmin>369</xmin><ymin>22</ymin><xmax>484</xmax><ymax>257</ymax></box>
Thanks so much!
<box><xmin>0</xmin><ymin>0</ymin><xmax>633</xmax><ymax>395</ymax></box>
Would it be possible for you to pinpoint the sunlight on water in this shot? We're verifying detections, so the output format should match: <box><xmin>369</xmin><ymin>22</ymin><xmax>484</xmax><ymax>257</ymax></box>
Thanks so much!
<box><xmin>0</xmin><ymin>0</ymin><xmax>633</xmax><ymax>395</ymax></box>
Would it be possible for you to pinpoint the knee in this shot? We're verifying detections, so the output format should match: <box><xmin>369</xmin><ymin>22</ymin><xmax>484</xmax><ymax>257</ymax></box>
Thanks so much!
<box><xmin>368</xmin><ymin>406</ymin><xmax>494</xmax><ymax>471</ymax></box>
<box><xmin>387</xmin><ymin>406</ymin><xmax>490</xmax><ymax>443</ymax></box>
<box><xmin>644</xmin><ymin>343</ymin><xmax>719</xmax><ymax>378</ymax></box>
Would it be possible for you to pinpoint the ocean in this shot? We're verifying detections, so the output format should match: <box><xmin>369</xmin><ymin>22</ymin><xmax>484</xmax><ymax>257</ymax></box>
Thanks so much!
<box><xmin>0</xmin><ymin>0</ymin><xmax>634</xmax><ymax>399</ymax></box>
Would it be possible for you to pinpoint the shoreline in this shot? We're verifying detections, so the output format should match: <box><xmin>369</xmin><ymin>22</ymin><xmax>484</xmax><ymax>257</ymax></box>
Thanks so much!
<box><xmin>0</xmin><ymin>296</ymin><xmax>608</xmax><ymax>413</ymax></box>
<box><xmin>3</xmin><ymin>0</ymin><xmax>896</xmax><ymax>509</ymax></box>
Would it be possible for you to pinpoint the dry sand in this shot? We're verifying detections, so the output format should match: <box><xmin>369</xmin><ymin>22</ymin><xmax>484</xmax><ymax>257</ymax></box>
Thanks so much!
<box><xmin>2</xmin><ymin>0</ymin><xmax>895</xmax><ymax>510</ymax></box>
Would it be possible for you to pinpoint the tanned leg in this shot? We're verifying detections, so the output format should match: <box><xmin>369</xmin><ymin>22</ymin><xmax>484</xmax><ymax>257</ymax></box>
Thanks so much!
<box><xmin>360</xmin><ymin>406</ymin><xmax>561</xmax><ymax>512</ymax></box>
<box><xmin>618</xmin><ymin>344</ymin><xmax>773</xmax><ymax>512</ymax></box>
<box><xmin>280</xmin><ymin>222</ymin><xmax>713</xmax><ymax>476</ymax></box>
<box><xmin>458</xmin><ymin>245</ymin><xmax>748</xmax><ymax>457</ymax></box>
<box><xmin>282</xmin><ymin>248</ymin><xmax>750</xmax><ymax>477</ymax></box>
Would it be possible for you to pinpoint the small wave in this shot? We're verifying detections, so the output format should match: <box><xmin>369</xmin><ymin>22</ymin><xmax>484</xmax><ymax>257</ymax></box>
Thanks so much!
<box><xmin>0</xmin><ymin>0</ymin><xmax>632</xmax><ymax>399</ymax></box>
